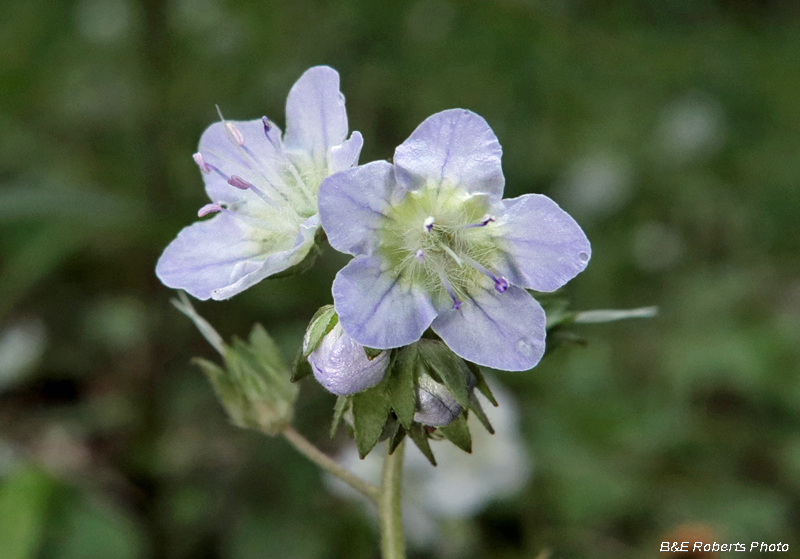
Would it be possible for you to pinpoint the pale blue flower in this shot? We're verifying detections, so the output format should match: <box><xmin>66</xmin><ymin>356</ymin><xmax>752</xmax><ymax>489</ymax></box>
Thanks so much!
<box><xmin>308</xmin><ymin>322</ymin><xmax>389</xmax><ymax>396</ymax></box>
<box><xmin>156</xmin><ymin>66</ymin><xmax>362</xmax><ymax>300</ymax></box>
<box><xmin>318</xmin><ymin>109</ymin><xmax>590</xmax><ymax>371</ymax></box>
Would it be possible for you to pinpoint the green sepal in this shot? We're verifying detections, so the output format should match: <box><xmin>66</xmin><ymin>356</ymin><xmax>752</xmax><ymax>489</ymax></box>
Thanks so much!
<box><xmin>468</xmin><ymin>393</ymin><xmax>494</xmax><ymax>434</ymax></box>
<box><xmin>363</xmin><ymin>346</ymin><xmax>384</xmax><ymax>360</ymax></box>
<box><xmin>352</xmin><ymin>378</ymin><xmax>392</xmax><ymax>459</ymax></box>
<box><xmin>388</xmin><ymin>424</ymin><xmax>407</xmax><ymax>454</ymax></box>
<box><xmin>408</xmin><ymin>423</ymin><xmax>437</xmax><ymax>466</ymax></box>
<box><xmin>302</xmin><ymin>305</ymin><xmax>338</xmax><ymax>357</ymax></box>
<box><xmin>440</xmin><ymin>414</ymin><xmax>472</xmax><ymax>453</ymax></box>
<box><xmin>193</xmin><ymin>357</ymin><xmax>250</xmax><ymax>429</ymax></box>
<box><xmin>291</xmin><ymin>350</ymin><xmax>313</xmax><ymax>383</ymax></box>
<box><xmin>330</xmin><ymin>395</ymin><xmax>350</xmax><ymax>439</ymax></box>
<box><xmin>465</xmin><ymin>361</ymin><xmax>497</xmax><ymax>407</ymax></box>
<box><xmin>417</xmin><ymin>340</ymin><xmax>468</xmax><ymax>408</ymax></box>
<box><xmin>388</xmin><ymin>346</ymin><xmax>418</xmax><ymax>429</ymax></box>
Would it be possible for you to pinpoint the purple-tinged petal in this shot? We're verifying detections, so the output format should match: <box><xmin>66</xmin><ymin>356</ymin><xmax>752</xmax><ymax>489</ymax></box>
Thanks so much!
<box><xmin>329</xmin><ymin>131</ymin><xmax>363</xmax><ymax>174</ymax></box>
<box><xmin>414</xmin><ymin>373</ymin><xmax>463</xmax><ymax>427</ymax></box>
<box><xmin>319</xmin><ymin>161</ymin><xmax>395</xmax><ymax>256</ymax></box>
<box><xmin>211</xmin><ymin>214</ymin><xmax>320</xmax><ymax>300</ymax></box>
<box><xmin>156</xmin><ymin>213</ymin><xmax>317</xmax><ymax>301</ymax></box>
<box><xmin>284</xmin><ymin>66</ymin><xmax>348</xmax><ymax>170</ymax></box>
<box><xmin>394</xmin><ymin>109</ymin><xmax>504</xmax><ymax>201</ymax></box>
<box><xmin>495</xmin><ymin>194</ymin><xmax>591</xmax><ymax>292</ymax></box>
<box><xmin>308</xmin><ymin>323</ymin><xmax>389</xmax><ymax>396</ymax></box>
<box><xmin>431</xmin><ymin>285</ymin><xmax>545</xmax><ymax>371</ymax></box>
<box><xmin>333</xmin><ymin>255</ymin><xmax>437</xmax><ymax>349</ymax></box>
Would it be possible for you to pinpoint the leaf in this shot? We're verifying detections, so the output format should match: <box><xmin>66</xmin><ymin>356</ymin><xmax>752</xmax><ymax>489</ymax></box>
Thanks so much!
<box><xmin>363</xmin><ymin>346</ymin><xmax>383</xmax><ymax>360</ymax></box>
<box><xmin>573</xmin><ymin>306</ymin><xmax>659</xmax><ymax>323</ymax></box>
<box><xmin>408</xmin><ymin>424</ymin><xmax>437</xmax><ymax>466</ymax></box>
<box><xmin>468</xmin><ymin>393</ymin><xmax>495</xmax><ymax>434</ymax></box>
<box><xmin>388</xmin><ymin>424</ymin><xmax>406</xmax><ymax>454</ymax></box>
<box><xmin>387</xmin><ymin>346</ymin><xmax>418</xmax><ymax>429</ymax></box>
<box><xmin>291</xmin><ymin>351</ymin><xmax>313</xmax><ymax>383</ymax></box>
<box><xmin>418</xmin><ymin>340</ymin><xmax>468</xmax><ymax>408</ymax></box>
<box><xmin>0</xmin><ymin>466</ymin><xmax>55</xmax><ymax>559</ymax></box>
<box><xmin>302</xmin><ymin>305</ymin><xmax>338</xmax><ymax>356</ymax></box>
<box><xmin>329</xmin><ymin>395</ymin><xmax>350</xmax><ymax>439</ymax></box>
<box><xmin>352</xmin><ymin>381</ymin><xmax>392</xmax><ymax>458</ymax></box>
<box><xmin>465</xmin><ymin>361</ymin><xmax>497</xmax><ymax>406</ymax></box>
<box><xmin>193</xmin><ymin>357</ymin><xmax>250</xmax><ymax>428</ymax></box>
<box><xmin>440</xmin><ymin>414</ymin><xmax>472</xmax><ymax>453</ymax></box>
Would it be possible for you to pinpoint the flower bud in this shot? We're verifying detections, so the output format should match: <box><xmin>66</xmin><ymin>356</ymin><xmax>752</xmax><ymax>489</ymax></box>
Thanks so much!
<box><xmin>308</xmin><ymin>322</ymin><xmax>389</xmax><ymax>396</ymax></box>
<box><xmin>414</xmin><ymin>368</ymin><xmax>477</xmax><ymax>427</ymax></box>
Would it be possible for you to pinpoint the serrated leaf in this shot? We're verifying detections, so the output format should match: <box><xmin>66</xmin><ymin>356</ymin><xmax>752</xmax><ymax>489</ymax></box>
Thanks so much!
<box><xmin>302</xmin><ymin>305</ymin><xmax>338</xmax><ymax>356</ymax></box>
<box><xmin>352</xmin><ymin>381</ymin><xmax>392</xmax><ymax>458</ymax></box>
<box><xmin>388</xmin><ymin>346</ymin><xmax>418</xmax><ymax>429</ymax></box>
<box><xmin>418</xmin><ymin>340</ymin><xmax>468</xmax><ymax>408</ymax></box>
<box><xmin>468</xmin><ymin>393</ymin><xmax>494</xmax><ymax>434</ymax></box>
<box><xmin>408</xmin><ymin>424</ymin><xmax>437</xmax><ymax>466</ymax></box>
<box><xmin>330</xmin><ymin>395</ymin><xmax>350</xmax><ymax>439</ymax></box>
<box><xmin>388</xmin><ymin>425</ymin><xmax>406</xmax><ymax>454</ymax></box>
<box><xmin>440</xmin><ymin>414</ymin><xmax>472</xmax><ymax>453</ymax></box>
<box><xmin>466</xmin><ymin>361</ymin><xmax>497</xmax><ymax>406</ymax></box>
<box><xmin>291</xmin><ymin>350</ymin><xmax>313</xmax><ymax>382</ymax></box>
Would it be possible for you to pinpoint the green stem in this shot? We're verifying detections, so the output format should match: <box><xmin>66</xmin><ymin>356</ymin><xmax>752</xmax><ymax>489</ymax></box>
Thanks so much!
<box><xmin>379</xmin><ymin>440</ymin><xmax>406</xmax><ymax>559</ymax></box>
<box><xmin>281</xmin><ymin>426</ymin><xmax>380</xmax><ymax>502</ymax></box>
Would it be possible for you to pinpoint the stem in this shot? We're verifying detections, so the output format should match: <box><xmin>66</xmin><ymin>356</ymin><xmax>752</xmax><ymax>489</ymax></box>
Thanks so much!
<box><xmin>379</xmin><ymin>440</ymin><xmax>406</xmax><ymax>559</ymax></box>
<box><xmin>281</xmin><ymin>426</ymin><xmax>380</xmax><ymax>502</ymax></box>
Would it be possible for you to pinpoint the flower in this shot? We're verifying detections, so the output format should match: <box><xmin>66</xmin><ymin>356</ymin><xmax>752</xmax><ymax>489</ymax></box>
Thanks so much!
<box><xmin>156</xmin><ymin>66</ymin><xmax>363</xmax><ymax>300</ymax></box>
<box><xmin>318</xmin><ymin>109</ymin><xmax>590</xmax><ymax>371</ymax></box>
<box><xmin>414</xmin><ymin>369</ymin><xmax>475</xmax><ymax>427</ymax></box>
<box><xmin>307</xmin><ymin>322</ymin><xmax>390</xmax><ymax>396</ymax></box>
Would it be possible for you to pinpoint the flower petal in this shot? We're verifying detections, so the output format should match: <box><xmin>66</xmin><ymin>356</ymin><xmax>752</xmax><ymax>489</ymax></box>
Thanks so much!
<box><xmin>495</xmin><ymin>194</ymin><xmax>591</xmax><ymax>292</ymax></box>
<box><xmin>318</xmin><ymin>161</ymin><xmax>395</xmax><ymax>256</ymax></box>
<box><xmin>329</xmin><ymin>131</ymin><xmax>363</xmax><ymax>174</ymax></box>
<box><xmin>431</xmin><ymin>285</ymin><xmax>545</xmax><ymax>371</ymax></box>
<box><xmin>308</xmin><ymin>323</ymin><xmax>390</xmax><ymax>396</ymax></box>
<box><xmin>333</xmin><ymin>255</ymin><xmax>438</xmax><ymax>349</ymax></box>
<box><xmin>284</xmin><ymin>66</ymin><xmax>349</xmax><ymax>171</ymax></box>
<box><xmin>156</xmin><ymin>213</ymin><xmax>317</xmax><ymax>301</ymax></box>
<box><xmin>393</xmin><ymin>109</ymin><xmax>504</xmax><ymax>201</ymax></box>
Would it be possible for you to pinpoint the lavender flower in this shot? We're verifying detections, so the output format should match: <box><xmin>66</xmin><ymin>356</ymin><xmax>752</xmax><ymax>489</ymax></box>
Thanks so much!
<box><xmin>318</xmin><ymin>109</ymin><xmax>590</xmax><ymax>371</ymax></box>
<box><xmin>308</xmin><ymin>323</ymin><xmax>389</xmax><ymax>396</ymax></box>
<box><xmin>156</xmin><ymin>66</ymin><xmax>363</xmax><ymax>300</ymax></box>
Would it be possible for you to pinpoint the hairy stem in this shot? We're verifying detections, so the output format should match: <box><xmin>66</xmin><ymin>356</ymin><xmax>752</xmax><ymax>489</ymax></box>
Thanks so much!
<box><xmin>379</xmin><ymin>440</ymin><xmax>406</xmax><ymax>559</ymax></box>
<box><xmin>281</xmin><ymin>426</ymin><xmax>380</xmax><ymax>502</ymax></box>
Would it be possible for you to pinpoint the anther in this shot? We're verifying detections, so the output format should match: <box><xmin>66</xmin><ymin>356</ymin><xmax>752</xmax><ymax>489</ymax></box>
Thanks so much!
<box><xmin>216</xmin><ymin>105</ymin><xmax>245</xmax><ymax>146</ymax></box>
<box><xmin>415</xmin><ymin>249</ymin><xmax>425</xmax><ymax>261</ymax></box>
<box><xmin>227</xmin><ymin>175</ymin><xmax>253</xmax><ymax>190</ymax></box>
<box><xmin>462</xmin><ymin>214</ymin><xmax>496</xmax><ymax>229</ymax></box>
<box><xmin>262</xmin><ymin>116</ymin><xmax>271</xmax><ymax>134</ymax></box>
<box><xmin>193</xmin><ymin>152</ymin><xmax>211</xmax><ymax>174</ymax></box>
<box><xmin>436</xmin><ymin>270</ymin><xmax>463</xmax><ymax>311</ymax></box>
<box><xmin>493</xmin><ymin>276</ymin><xmax>509</xmax><ymax>293</ymax></box>
<box><xmin>197</xmin><ymin>203</ymin><xmax>223</xmax><ymax>217</ymax></box>
<box><xmin>423</xmin><ymin>216</ymin><xmax>435</xmax><ymax>232</ymax></box>
<box><xmin>460</xmin><ymin>254</ymin><xmax>508</xmax><ymax>293</ymax></box>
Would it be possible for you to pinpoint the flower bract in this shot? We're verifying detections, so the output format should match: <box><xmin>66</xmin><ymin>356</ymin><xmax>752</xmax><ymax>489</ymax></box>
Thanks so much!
<box><xmin>318</xmin><ymin>109</ymin><xmax>590</xmax><ymax>371</ymax></box>
<box><xmin>156</xmin><ymin>66</ymin><xmax>363</xmax><ymax>300</ymax></box>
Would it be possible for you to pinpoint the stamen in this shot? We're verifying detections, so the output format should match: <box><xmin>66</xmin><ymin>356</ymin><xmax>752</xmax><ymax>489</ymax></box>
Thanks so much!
<box><xmin>262</xmin><ymin>116</ymin><xmax>271</xmax><ymax>134</ymax></box>
<box><xmin>197</xmin><ymin>203</ymin><xmax>223</xmax><ymax>217</ymax></box>
<box><xmin>415</xmin><ymin>249</ymin><xmax>425</xmax><ymax>261</ymax></box>
<box><xmin>439</xmin><ymin>243</ymin><xmax>463</xmax><ymax>267</ymax></box>
<box><xmin>227</xmin><ymin>175</ymin><xmax>253</xmax><ymax>190</ymax></box>
<box><xmin>461</xmin><ymin>214</ymin><xmax>496</xmax><ymax>229</ymax></box>
<box><xmin>216</xmin><ymin>105</ymin><xmax>245</xmax><ymax>146</ymax></box>
<box><xmin>460</xmin><ymin>254</ymin><xmax>509</xmax><ymax>293</ymax></box>
<box><xmin>423</xmin><ymin>216</ymin><xmax>435</xmax><ymax>232</ymax></box>
<box><xmin>193</xmin><ymin>152</ymin><xmax>211</xmax><ymax>174</ymax></box>
<box><xmin>436</xmin><ymin>270</ymin><xmax>462</xmax><ymax>310</ymax></box>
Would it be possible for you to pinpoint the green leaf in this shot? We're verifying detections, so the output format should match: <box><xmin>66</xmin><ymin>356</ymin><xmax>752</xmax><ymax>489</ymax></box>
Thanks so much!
<box><xmin>465</xmin><ymin>361</ymin><xmax>497</xmax><ymax>406</ymax></box>
<box><xmin>302</xmin><ymin>305</ymin><xmax>338</xmax><ymax>356</ymax></box>
<box><xmin>330</xmin><ymin>395</ymin><xmax>350</xmax><ymax>439</ymax></box>
<box><xmin>291</xmin><ymin>351</ymin><xmax>313</xmax><ymax>383</ymax></box>
<box><xmin>352</xmin><ymin>381</ymin><xmax>392</xmax><ymax>458</ymax></box>
<box><xmin>388</xmin><ymin>424</ymin><xmax>406</xmax><ymax>454</ymax></box>
<box><xmin>468</xmin><ymin>393</ymin><xmax>495</xmax><ymax>434</ymax></box>
<box><xmin>363</xmin><ymin>346</ymin><xmax>383</xmax><ymax>360</ymax></box>
<box><xmin>440</xmin><ymin>414</ymin><xmax>472</xmax><ymax>453</ymax></box>
<box><xmin>388</xmin><ymin>346</ymin><xmax>418</xmax><ymax>429</ymax></box>
<box><xmin>408</xmin><ymin>424</ymin><xmax>437</xmax><ymax>466</ymax></box>
<box><xmin>0</xmin><ymin>466</ymin><xmax>55</xmax><ymax>559</ymax></box>
<box><xmin>418</xmin><ymin>340</ymin><xmax>468</xmax><ymax>408</ymax></box>
<box><xmin>193</xmin><ymin>357</ymin><xmax>250</xmax><ymax>428</ymax></box>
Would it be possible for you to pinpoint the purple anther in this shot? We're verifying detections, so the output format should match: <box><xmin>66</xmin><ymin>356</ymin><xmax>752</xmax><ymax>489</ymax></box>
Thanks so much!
<box><xmin>415</xmin><ymin>249</ymin><xmax>425</xmax><ymax>261</ymax></box>
<box><xmin>193</xmin><ymin>152</ymin><xmax>211</xmax><ymax>174</ymax></box>
<box><xmin>197</xmin><ymin>203</ymin><xmax>223</xmax><ymax>217</ymax></box>
<box><xmin>226</xmin><ymin>122</ymin><xmax>245</xmax><ymax>146</ymax></box>
<box><xmin>262</xmin><ymin>116</ymin><xmax>271</xmax><ymax>135</ymax></box>
<box><xmin>452</xmin><ymin>298</ymin><xmax>463</xmax><ymax>311</ymax></box>
<box><xmin>462</xmin><ymin>214</ymin><xmax>496</xmax><ymax>229</ymax></box>
<box><xmin>227</xmin><ymin>175</ymin><xmax>253</xmax><ymax>190</ymax></box>
<box><xmin>424</xmin><ymin>216</ymin><xmax>435</xmax><ymax>232</ymax></box>
<box><xmin>494</xmin><ymin>276</ymin><xmax>509</xmax><ymax>293</ymax></box>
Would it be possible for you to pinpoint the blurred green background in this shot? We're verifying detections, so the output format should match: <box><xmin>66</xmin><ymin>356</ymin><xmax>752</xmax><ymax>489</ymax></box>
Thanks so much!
<box><xmin>2</xmin><ymin>0</ymin><xmax>800</xmax><ymax>557</ymax></box>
